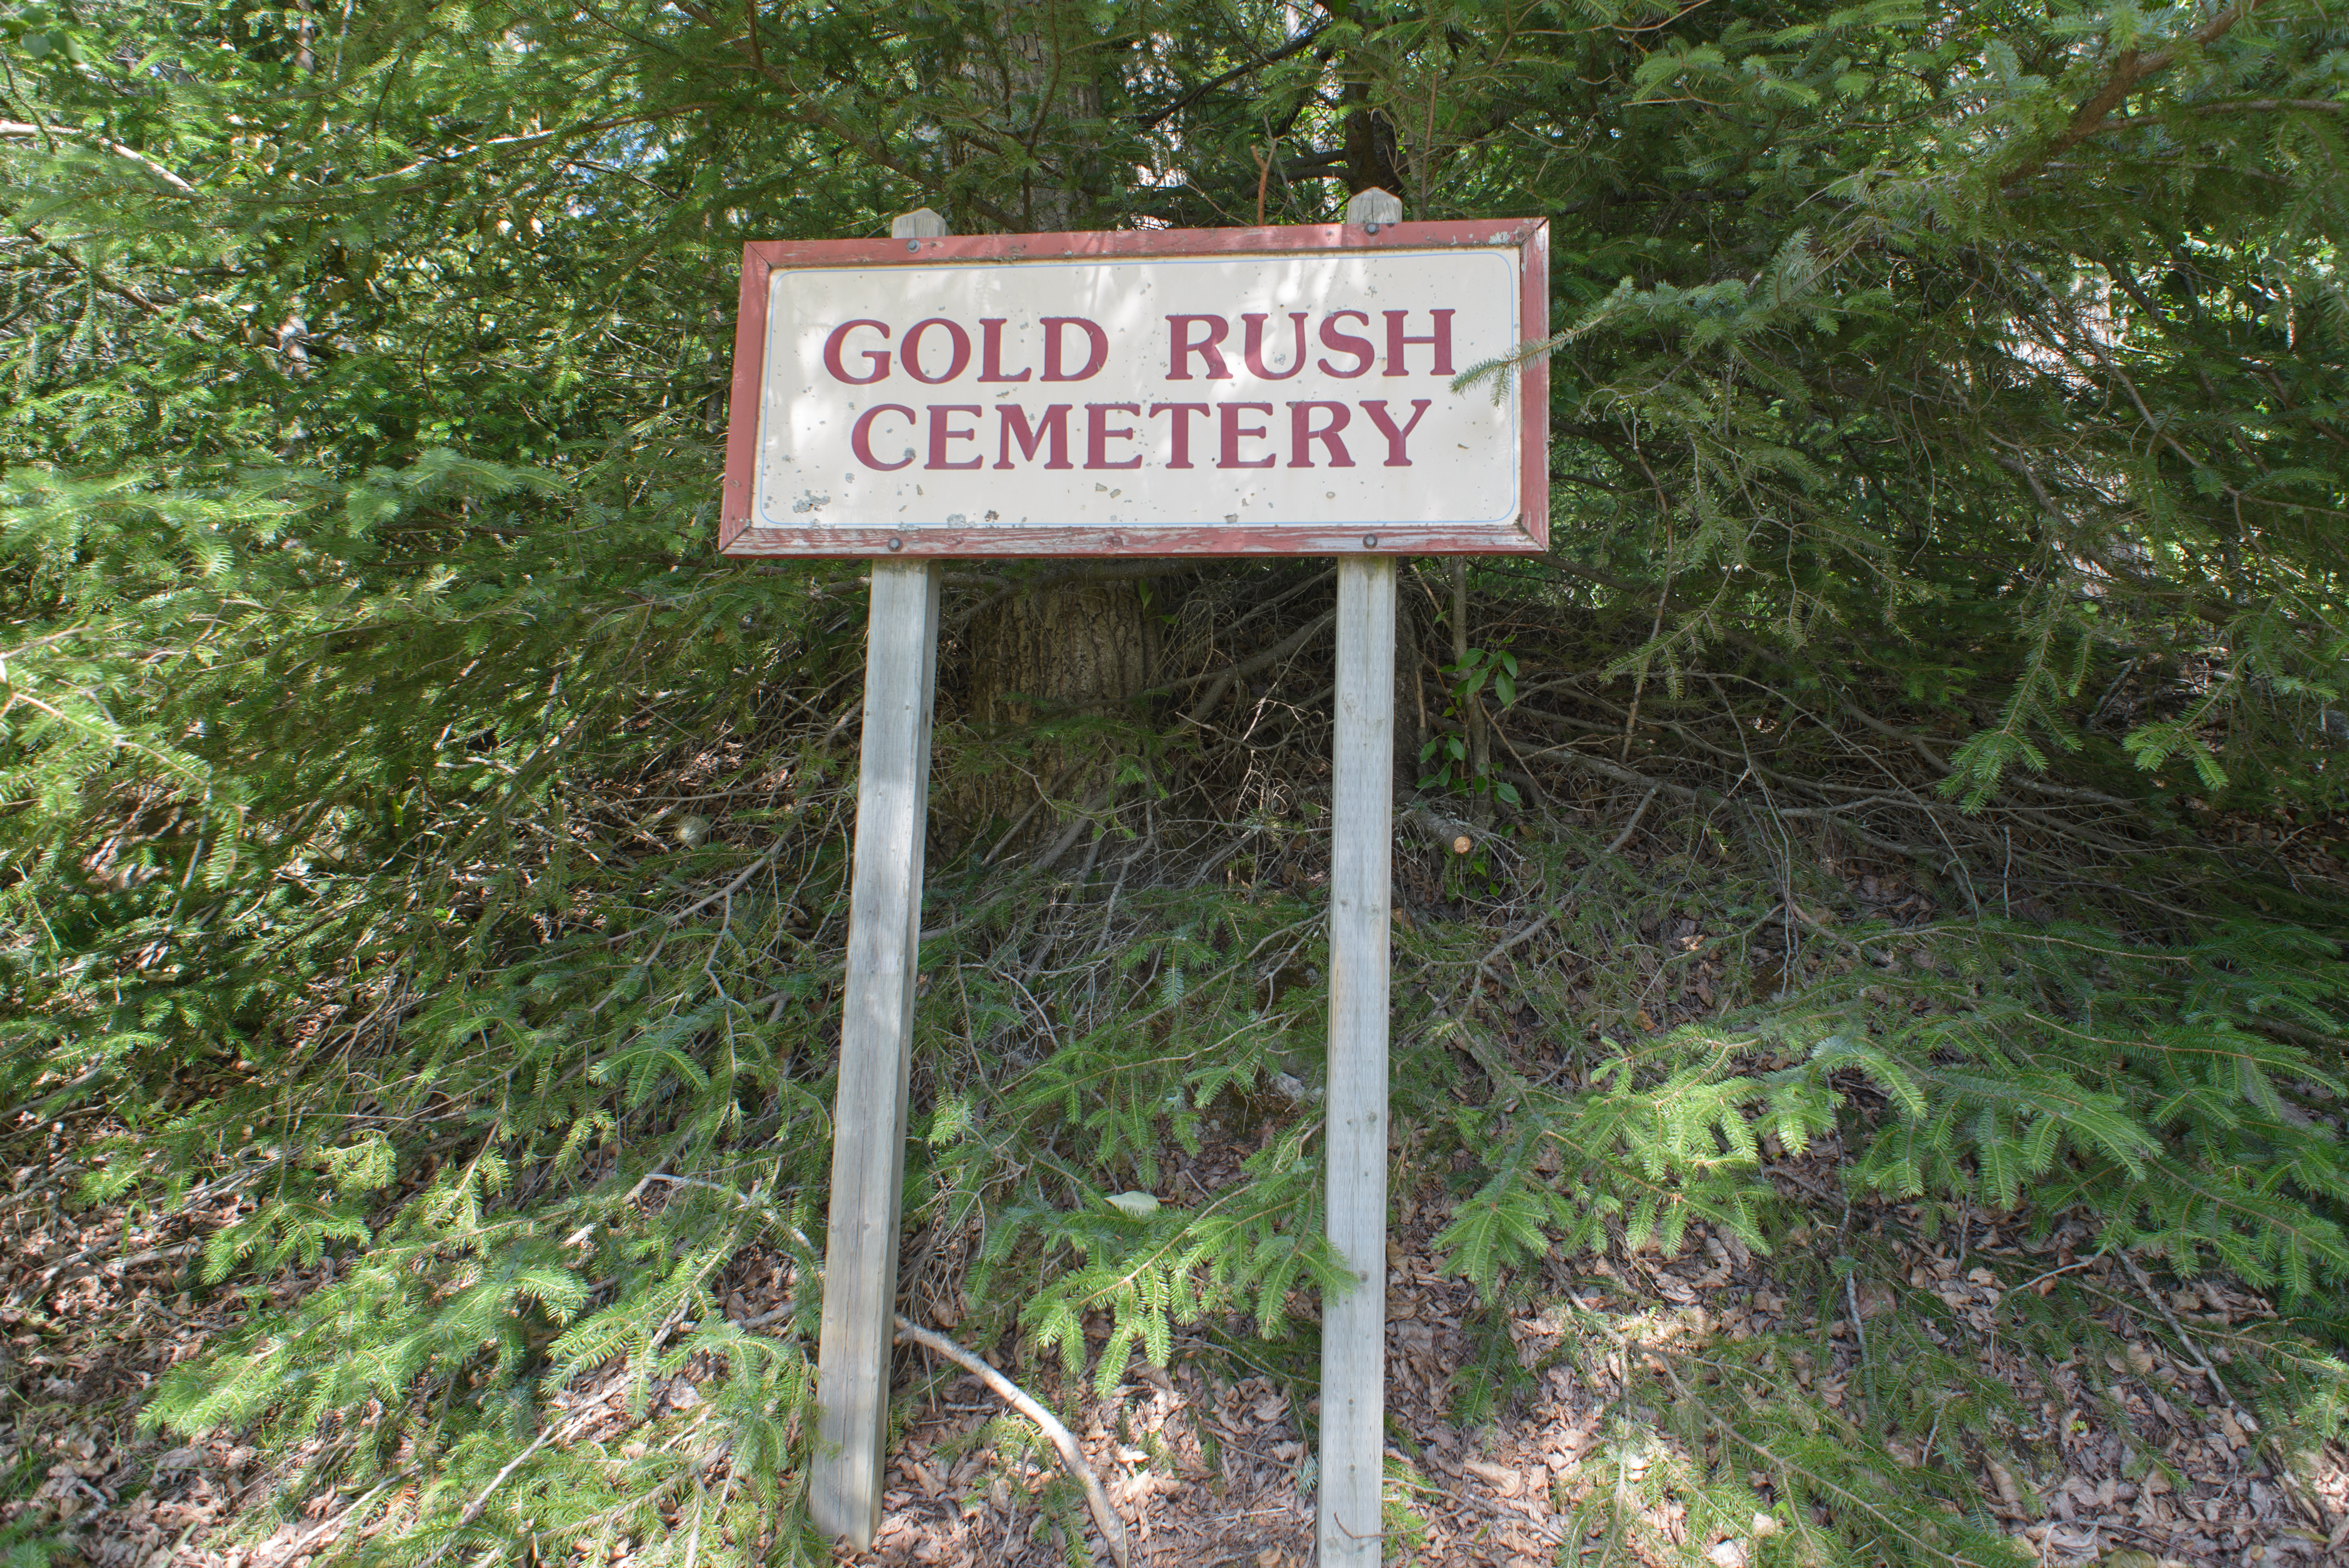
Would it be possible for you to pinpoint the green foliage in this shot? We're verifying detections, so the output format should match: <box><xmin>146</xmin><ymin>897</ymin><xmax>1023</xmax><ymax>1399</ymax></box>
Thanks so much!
<box><xmin>1429</xmin><ymin>1030</ymin><xmax>1828</xmax><ymax>1289</ymax></box>
<box><xmin>1371</xmin><ymin>825</ymin><xmax>2349</xmax><ymax>1326</ymax></box>
<box><xmin>1529</xmin><ymin>1226</ymin><xmax>2349</xmax><ymax>1568</ymax></box>
<box><xmin>0</xmin><ymin>1457</ymin><xmax>71</xmax><ymax>1568</ymax></box>
<box><xmin>1421</xmin><ymin>643</ymin><xmax>1522</xmax><ymax>800</ymax></box>
<box><xmin>5</xmin><ymin>0</ymin><xmax>2347</xmax><ymax>1563</ymax></box>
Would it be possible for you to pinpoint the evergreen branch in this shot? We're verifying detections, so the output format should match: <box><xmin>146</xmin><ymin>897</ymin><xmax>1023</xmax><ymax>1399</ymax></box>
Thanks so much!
<box><xmin>451</xmin><ymin>1428</ymin><xmax>556</xmax><ymax>1535</ymax></box>
<box><xmin>1999</xmin><ymin>0</ymin><xmax>2269</xmax><ymax>189</ymax></box>
<box><xmin>1</xmin><ymin>218</ymin><xmax>168</xmax><ymax>313</ymax></box>
<box><xmin>2185</xmin><ymin>98</ymin><xmax>2344</xmax><ymax>113</ymax></box>
<box><xmin>0</xmin><ymin>121</ymin><xmax>196</xmax><ymax>193</ymax></box>
<box><xmin>668</xmin><ymin>1</ymin><xmax>1019</xmax><ymax>228</ymax></box>
<box><xmin>1646</xmin><ymin>1354</ymin><xmax>2020</xmax><ymax>1567</ymax></box>
<box><xmin>258</xmin><ymin>107</ymin><xmax>728</xmax><ymax>205</ymax></box>
<box><xmin>1129</xmin><ymin>25</ymin><xmax>1335</xmax><ymax>129</ymax></box>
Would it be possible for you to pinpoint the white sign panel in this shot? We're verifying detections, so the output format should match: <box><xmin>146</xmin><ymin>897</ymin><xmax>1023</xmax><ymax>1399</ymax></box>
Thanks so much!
<box><xmin>720</xmin><ymin>221</ymin><xmax>1547</xmax><ymax>557</ymax></box>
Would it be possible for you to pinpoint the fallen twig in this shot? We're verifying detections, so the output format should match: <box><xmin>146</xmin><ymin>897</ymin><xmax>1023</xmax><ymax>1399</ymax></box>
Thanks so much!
<box><xmin>1032</xmin><ymin>784</ymin><xmax>1118</xmax><ymax>873</ymax></box>
<box><xmin>1174</xmin><ymin>608</ymin><xmax>1336</xmax><ymax>726</ymax></box>
<box><xmin>663</xmin><ymin>840</ymin><xmax>784</xmax><ymax>925</ymax></box>
<box><xmin>2117</xmin><ymin>1252</ymin><xmax>2326</xmax><ymax>1527</ymax></box>
<box><xmin>892</xmin><ymin>1315</ymin><xmax>1133</xmax><ymax>1568</ymax></box>
<box><xmin>275</xmin><ymin>1476</ymin><xmax>400</xmax><ymax>1566</ymax></box>
<box><xmin>982</xmin><ymin>758</ymin><xmax>1085</xmax><ymax>866</ymax></box>
<box><xmin>1477</xmin><ymin>786</ymin><xmax>1657</xmax><ymax>979</ymax></box>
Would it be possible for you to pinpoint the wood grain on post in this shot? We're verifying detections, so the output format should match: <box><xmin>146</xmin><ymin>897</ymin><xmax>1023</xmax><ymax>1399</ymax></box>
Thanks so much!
<box><xmin>810</xmin><ymin>212</ymin><xmax>948</xmax><ymax>1545</ymax></box>
<box><xmin>810</xmin><ymin>557</ymin><xmax>940</xmax><ymax>1545</ymax></box>
<box><xmin>1318</xmin><ymin>184</ymin><xmax>1403</xmax><ymax>1567</ymax></box>
<box><xmin>892</xmin><ymin>205</ymin><xmax>949</xmax><ymax>239</ymax></box>
<box><xmin>1320</xmin><ymin>555</ymin><xmax>1395</xmax><ymax>1564</ymax></box>
<box><xmin>1344</xmin><ymin>186</ymin><xmax>1403</xmax><ymax>228</ymax></box>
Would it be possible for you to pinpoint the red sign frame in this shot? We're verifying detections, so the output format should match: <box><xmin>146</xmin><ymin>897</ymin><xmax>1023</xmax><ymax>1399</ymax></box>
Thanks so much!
<box><xmin>718</xmin><ymin>218</ymin><xmax>1548</xmax><ymax>559</ymax></box>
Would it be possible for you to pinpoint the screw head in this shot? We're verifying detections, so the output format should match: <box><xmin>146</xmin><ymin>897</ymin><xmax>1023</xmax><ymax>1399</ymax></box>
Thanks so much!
<box><xmin>1364</xmin><ymin>221</ymin><xmax>1381</xmax><ymax>234</ymax></box>
<box><xmin>1363</xmin><ymin>533</ymin><xmax>1378</xmax><ymax>549</ymax></box>
<box><xmin>906</xmin><ymin>239</ymin><xmax>920</xmax><ymax>252</ymax></box>
<box><xmin>887</xmin><ymin>536</ymin><xmax>903</xmax><ymax>551</ymax></box>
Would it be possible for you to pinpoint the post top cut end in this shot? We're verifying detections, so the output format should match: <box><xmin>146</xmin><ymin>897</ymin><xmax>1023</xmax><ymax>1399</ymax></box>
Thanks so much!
<box><xmin>891</xmin><ymin>207</ymin><xmax>951</xmax><ymax>239</ymax></box>
<box><xmin>1343</xmin><ymin>188</ymin><xmax>1404</xmax><ymax>228</ymax></box>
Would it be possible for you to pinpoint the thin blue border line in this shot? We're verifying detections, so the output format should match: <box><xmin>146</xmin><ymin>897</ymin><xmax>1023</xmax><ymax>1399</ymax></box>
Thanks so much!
<box><xmin>755</xmin><ymin>248</ymin><xmax>1523</xmax><ymax>532</ymax></box>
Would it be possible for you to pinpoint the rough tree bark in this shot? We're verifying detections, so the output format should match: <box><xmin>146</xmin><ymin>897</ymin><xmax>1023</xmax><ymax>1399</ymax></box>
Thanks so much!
<box><xmin>948</xmin><ymin>0</ymin><xmax>1153</xmax><ymax>854</ymax></box>
<box><xmin>960</xmin><ymin>581</ymin><xmax>1154</xmax><ymax>854</ymax></box>
<box><xmin>1341</xmin><ymin>77</ymin><xmax>1406</xmax><ymax>199</ymax></box>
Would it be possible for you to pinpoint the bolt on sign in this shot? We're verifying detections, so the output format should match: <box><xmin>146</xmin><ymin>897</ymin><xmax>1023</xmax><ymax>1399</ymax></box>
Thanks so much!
<box><xmin>720</xmin><ymin>218</ymin><xmax>1548</xmax><ymax>557</ymax></box>
<box><xmin>718</xmin><ymin>202</ymin><xmax>1546</xmax><ymax>1567</ymax></box>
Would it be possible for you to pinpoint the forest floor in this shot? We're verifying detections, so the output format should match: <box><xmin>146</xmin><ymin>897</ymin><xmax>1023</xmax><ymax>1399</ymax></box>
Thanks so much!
<box><xmin>10</xmin><ymin>751</ymin><xmax>2349</xmax><ymax>1568</ymax></box>
<box><xmin>5</xmin><ymin>1111</ymin><xmax>2345</xmax><ymax>1568</ymax></box>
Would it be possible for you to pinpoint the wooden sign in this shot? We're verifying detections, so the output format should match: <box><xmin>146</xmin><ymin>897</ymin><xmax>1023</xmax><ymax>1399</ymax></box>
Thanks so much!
<box><xmin>719</xmin><ymin>219</ymin><xmax>1547</xmax><ymax>559</ymax></box>
<box><xmin>729</xmin><ymin>197</ymin><xmax>1543</xmax><ymax>1566</ymax></box>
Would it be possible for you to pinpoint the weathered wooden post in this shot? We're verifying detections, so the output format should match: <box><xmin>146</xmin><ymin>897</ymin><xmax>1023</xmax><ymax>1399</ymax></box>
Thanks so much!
<box><xmin>1315</xmin><ymin>177</ymin><xmax>1400</xmax><ymax>1558</ymax></box>
<box><xmin>1317</xmin><ymin>183</ymin><xmax>1404</xmax><ymax>1568</ymax></box>
<box><xmin>1320</xmin><ymin>554</ymin><xmax>1396</xmax><ymax>1562</ymax></box>
<box><xmin>807</xmin><ymin>208</ymin><xmax>949</xmax><ymax>1547</ymax></box>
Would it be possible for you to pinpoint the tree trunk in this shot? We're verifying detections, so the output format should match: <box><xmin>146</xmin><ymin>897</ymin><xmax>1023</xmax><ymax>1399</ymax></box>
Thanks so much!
<box><xmin>967</xmin><ymin>586</ymin><xmax>1152</xmax><ymax>732</ymax></box>
<box><xmin>1341</xmin><ymin>78</ymin><xmax>1406</xmax><ymax>199</ymax></box>
<box><xmin>949</xmin><ymin>3</ymin><xmax>1151</xmax><ymax>856</ymax></box>
<box><xmin>958</xmin><ymin>581</ymin><xmax>1153</xmax><ymax>857</ymax></box>
<box><xmin>980</xmin><ymin>0</ymin><xmax>1112</xmax><ymax>231</ymax></box>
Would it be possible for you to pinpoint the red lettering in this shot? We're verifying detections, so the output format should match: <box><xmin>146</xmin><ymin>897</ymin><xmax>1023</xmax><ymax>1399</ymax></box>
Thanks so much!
<box><xmin>1218</xmin><ymin>403</ymin><xmax>1276</xmax><ymax>469</ymax></box>
<box><xmin>1242</xmin><ymin>312</ymin><xmax>1308</xmax><ymax>380</ymax></box>
<box><xmin>824</xmin><ymin>319</ymin><xmax>891</xmax><ymax>384</ymax></box>
<box><xmin>1149</xmin><ymin>402</ymin><xmax>1209</xmax><ymax>468</ymax></box>
<box><xmin>1287</xmin><ymin>401</ymin><xmax>1354</xmax><ymax>468</ymax></box>
<box><xmin>902</xmin><ymin>318</ymin><xmax>972</xmax><ymax>384</ymax></box>
<box><xmin>1040</xmin><ymin>317</ymin><xmax>1108</xmax><ymax>381</ymax></box>
<box><xmin>926</xmin><ymin>405</ymin><xmax>984</xmax><ymax>469</ymax></box>
<box><xmin>1359</xmin><ymin>398</ymin><xmax>1432</xmax><ymax>466</ymax></box>
<box><xmin>1382</xmin><ymin>310</ymin><xmax>1454</xmax><ymax>376</ymax></box>
<box><xmin>850</xmin><ymin>403</ymin><xmax>917</xmax><ymax>469</ymax></box>
<box><xmin>978</xmin><ymin>319</ymin><xmax>1032</xmax><ymax>382</ymax></box>
<box><xmin>1166</xmin><ymin>315</ymin><xmax>1232</xmax><ymax>380</ymax></box>
<box><xmin>995</xmin><ymin>404</ymin><xmax>1072</xmax><ymax>469</ymax></box>
<box><xmin>1317</xmin><ymin>311</ymin><xmax>1374</xmax><ymax>378</ymax></box>
<box><xmin>1086</xmin><ymin>404</ymin><xmax>1143</xmax><ymax>470</ymax></box>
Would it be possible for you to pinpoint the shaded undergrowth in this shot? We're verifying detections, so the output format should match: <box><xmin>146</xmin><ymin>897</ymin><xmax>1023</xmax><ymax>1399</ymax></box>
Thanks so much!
<box><xmin>6</xmin><ymin>559</ymin><xmax>2349</xmax><ymax>1568</ymax></box>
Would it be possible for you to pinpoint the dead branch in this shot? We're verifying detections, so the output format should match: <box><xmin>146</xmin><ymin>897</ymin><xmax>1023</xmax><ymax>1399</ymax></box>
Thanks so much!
<box><xmin>892</xmin><ymin>1315</ymin><xmax>1134</xmax><ymax>1568</ymax></box>
<box><xmin>1999</xmin><ymin>0</ymin><xmax>2268</xmax><ymax>188</ymax></box>
<box><xmin>0</xmin><ymin>120</ymin><xmax>197</xmax><ymax>193</ymax></box>
<box><xmin>1477</xmin><ymin>786</ymin><xmax>1657</xmax><ymax>979</ymax></box>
